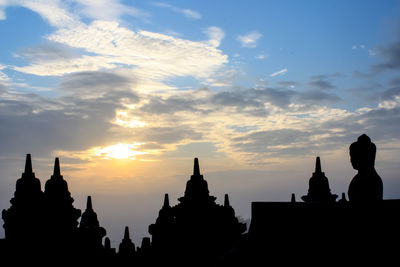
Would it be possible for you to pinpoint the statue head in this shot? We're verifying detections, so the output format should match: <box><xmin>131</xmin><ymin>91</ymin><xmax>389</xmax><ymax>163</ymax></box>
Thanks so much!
<box><xmin>349</xmin><ymin>134</ymin><xmax>376</xmax><ymax>171</ymax></box>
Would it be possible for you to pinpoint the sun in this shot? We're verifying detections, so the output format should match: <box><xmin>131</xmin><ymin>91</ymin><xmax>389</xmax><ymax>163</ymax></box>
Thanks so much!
<box><xmin>91</xmin><ymin>143</ymin><xmax>147</xmax><ymax>160</ymax></box>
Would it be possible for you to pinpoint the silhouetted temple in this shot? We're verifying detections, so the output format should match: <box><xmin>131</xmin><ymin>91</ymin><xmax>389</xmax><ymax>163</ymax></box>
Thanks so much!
<box><xmin>1</xmin><ymin>155</ymin><xmax>105</xmax><ymax>264</ymax></box>
<box><xmin>240</xmin><ymin>135</ymin><xmax>399</xmax><ymax>265</ymax></box>
<box><xmin>1</xmin><ymin>134</ymin><xmax>400</xmax><ymax>266</ymax></box>
<box><xmin>149</xmin><ymin>158</ymin><xmax>246</xmax><ymax>266</ymax></box>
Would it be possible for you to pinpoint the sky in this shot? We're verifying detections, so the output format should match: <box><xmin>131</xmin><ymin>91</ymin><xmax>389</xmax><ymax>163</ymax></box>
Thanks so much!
<box><xmin>1</xmin><ymin>0</ymin><xmax>400</xmax><ymax>246</ymax></box>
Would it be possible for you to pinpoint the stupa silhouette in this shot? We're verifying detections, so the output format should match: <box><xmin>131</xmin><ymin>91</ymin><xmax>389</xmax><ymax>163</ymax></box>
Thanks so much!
<box><xmin>301</xmin><ymin>156</ymin><xmax>338</xmax><ymax>202</ymax></box>
<box><xmin>149</xmin><ymin>158</ymin><xmax>246</xmax><ymax>266</ymax></box>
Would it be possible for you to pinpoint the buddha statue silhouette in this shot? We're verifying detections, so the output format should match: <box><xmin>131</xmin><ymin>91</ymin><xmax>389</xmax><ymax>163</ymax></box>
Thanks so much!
<box><xmin>348</xmin><ymin>134</ymin><xmax>383</xmax><ymax>202</ymax></box>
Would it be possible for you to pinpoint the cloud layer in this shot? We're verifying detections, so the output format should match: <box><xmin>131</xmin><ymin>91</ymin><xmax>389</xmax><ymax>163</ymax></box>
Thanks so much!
<box><xmin>0</xmin><ymin>0</ymin><xmax>400</xmax><ymax>170</ymax></box>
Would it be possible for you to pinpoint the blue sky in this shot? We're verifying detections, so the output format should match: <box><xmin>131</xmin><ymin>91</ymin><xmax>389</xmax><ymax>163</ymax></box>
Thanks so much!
<box><xmin>1</xmin><ymin>1</ymin><xmax>399</xmax><ymax>103</ymax></box>
<box><xmin>1</xmin><ymin>0</ymin><xmax>400</xmax><ymax>245</ymax></box>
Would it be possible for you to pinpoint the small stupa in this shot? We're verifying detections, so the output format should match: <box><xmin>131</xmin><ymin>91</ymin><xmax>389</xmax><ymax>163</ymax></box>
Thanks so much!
<box><xmin>118</xmin><ymin>226</ymin><xmax>135</xmax><ymax>257</ymax></box>
<box><xmin>179</xmin><ymin>158</ymin><xmax>216</xmax><ymax>205</ymax></box>
<box><xmin>301</xmin><ymin>157</ymin><xmax>338</xmax><ymax>203</ymax></box>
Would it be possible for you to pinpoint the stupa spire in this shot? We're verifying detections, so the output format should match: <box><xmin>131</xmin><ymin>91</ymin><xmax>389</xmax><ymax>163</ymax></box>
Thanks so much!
<box><xmin>24</xmin><ymin>154</ymin><xmax>33</xmax><ymax>175</ymax></box>
<box><xmin>193</xmin><ymin>158</ymin><xmax>200</xmax><ymax>176</ymax></box>
<box><xmin>53</xmin><ymin>157</ymin><xmax>61</xmax><ymax>177</ymax></box>
<box><xmin>124</xmin><ymin>226</ymin><xmax>130</xmax><ymax>240</ymax></box>
<box><xmin>315</xmin><ymin>156</ymin><xmax>322</xmax><ymax>174</ymax></box>
<box><xmin>163</xmin><ymin>194</ymin><xmax>170</xmax><ymax>208</ymax></box>
<box><xmin>86</xmin><ymin>196</ymin><xmax>93</xmax><ymax>211</ymax></box>
<box><xmin>224</xmin><ymin>194</ymin><xmax>230</xmax><ymax>207</ymax></box>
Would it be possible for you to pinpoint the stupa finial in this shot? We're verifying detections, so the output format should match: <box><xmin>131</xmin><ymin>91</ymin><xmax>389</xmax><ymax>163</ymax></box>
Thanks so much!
<box><xmin>224</xmin><ymin>194</ymin><xmax>230</xmax><ymax>207</ymax></box>
<box><xmin>53</xmin><ymin>157</ymin><xmax>61</xmax><ymax>177</ymax></box>
<box><xmin>193</xmin><ymin>158</ymin><xmax>200</xmax><ymax>176</ymax></box>
<box><xmin>86</xmin><ymin>196</ymin><xmax>93</xmax><ymax>211</ymax></box>
<box><xmin>163</xmin><ymin>193</ymin><xmax>170</xmax><ymax>208</ymax></box>
<box><xmin>124</xmin><ymin>226</ymin><xmax>130</xmax><ymax>240</ymax></box>
<box><xmin>24</xmin><ymin>154</ymin><xmax>33</xmax><ymax>175</ymax></box>
<box><xmin>315</xmin><ymin>156</ymin><xmax>322</xmax><ymax>174</ymax></box>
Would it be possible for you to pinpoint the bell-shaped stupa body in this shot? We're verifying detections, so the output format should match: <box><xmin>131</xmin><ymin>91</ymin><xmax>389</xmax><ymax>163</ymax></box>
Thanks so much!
<box><xmin>14</xmin><ymin>154</ymin><xmax>42</xmax><ymax>202</ymax></box>
<box><xmin>118</xmin><ymin>226</ymin><xmax>136</xmax><ymax>258</ymax></box>
<box><xmin>2</xmin><ymin>154</ymin><xmax>44</xmax><ymax>241</ymax></box>
<box><xmin>79</xmin><ymin>196</ymin><xmax>106</xmax><ymax>253</ymax></box>
<box><xmin>148</xmin><ymin>194</ymin><xmax>175</xmax><ymax>251</ymax></box>
<box><xmin>180</xmin><ymin>158</ymin><xmax>215</xmax><ymax>204</ymax></box>
<box><xmin>44</xmin><ymin>158</ymin><xmax>72</xmax><ymax>201</ymax></box>
<box><xmin>44</xmin><ymin>158</ymin><xmax>81</xmax><ymax>232</ymax></box>
<box><xmin>301</xmin><ymin>157</ymin><xmax>338</xmax><ymax>203</ymax></box>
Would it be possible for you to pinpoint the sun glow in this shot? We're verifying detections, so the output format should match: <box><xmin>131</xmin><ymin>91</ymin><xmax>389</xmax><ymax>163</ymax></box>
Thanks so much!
<box><xmin>91</xmin><ymin>143</ymin><xmax>147</xmax><ymax>159</ymax></box>
<box><xmin>113</xmin><ymin>104</ymin><xmax>147</xmax><ymax>129</ymax></box>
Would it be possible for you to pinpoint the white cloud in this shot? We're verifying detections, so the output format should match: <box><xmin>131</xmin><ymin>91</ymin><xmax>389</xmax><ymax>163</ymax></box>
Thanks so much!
<box><xmin>153</xmin><ymin>2</ymin><xmax>201</xmax><ymax>19</ymax></box>
<box><xmin>352</xmin><ymin>44</ymin><xmax>366</xmax><ymax>50</ymax></box>
<box><xmin>181</xmin><ymin>9</ymin><xmax>201</xmax><ymax>19</ymax></box>
<box><xmin>2</xmin><ymin>1</ymin><xmax>227</xmax><ymax>90</ymax></box>
<box><xmin>237</xmin><ymin>31</ymin><xmax>262</xmax><ymax>48</ymax></box>
<box><xmin>203</xmin><ymin>26</ymin><xmax>225</xmax><ymax>47</ymax></box>
<box><xmin>14</xmin><ymin>55</ymin><xmax>118</xmax><ymax>76</ymax></box>
<box><xmin>256</xmin><ymin>54</ymin><xmax>265</xmax><ymax>60</ymax></box>
<box><xmin>0</xmin><ymin>64</ymin><xmax>10</xmax><ymax>82</ymax></box>
<box><xmin>0</xmin><ymin>64</ymin><xmax>47</xmax><ymax>91</ymax></box>
<box><xmin>15</xmin><ymin>20</ymin><xmax>228</xmax><ymax>84</ymax></box>
<box><xmin>0</xmin><ymin>0</ymin><xmax>147</xmax><ymax>27</ymax></box>
<box><xmin>2</xmin><ymin>0</ymin><xmax>80</xmax><ymax>28</ymax></box>
<box><xmin>72</xmin><ymin>0</ymin><xmax>148</xmax><ymax>21</ymax></box>
<box><xmin>270</xmin><ymin>68</ymin><xmax>288</xmax><ymax>77</ymax></box>
<box><xmin>0</xmin><ymin>8</ymin><xmax>6</xmax><ymax>20</ymax></box>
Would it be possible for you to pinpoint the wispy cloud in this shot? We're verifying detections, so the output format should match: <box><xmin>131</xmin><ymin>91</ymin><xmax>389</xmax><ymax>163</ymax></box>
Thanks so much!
<box><xmin>73</xmin><ymin>0</ymin><xmax>149</xmax><ymax>21</ymax></box>
<box><xmin>237</xmin><ymin>31</ymin><xmax>262</xmax><ymax>48</ymax></box>
<box><xmin>2</xmin><ymin>0</ymin><xmax>79</xmax><ymax>28</ymax></box>
<box><xmin>352</xmin><ymin>44</ymin><xmax>365</xmax><ymax>50</ymax></box>
<box><xmin>14</xmin><ymin>20</ymin><xmax>228</xmax><ymax>86</ymax></box>
<box><xmin>153</xmin><ymin>2</ymin><xmax>201</xmax><ymax>19</ymax></box>
<box><xmin>0</xmin><ymin>8</ymin><xmax>6</xmax><ymax>20</ymax></box>
<box><xmin>270</xmin><ymin>68</ymin><xmax>288</xmax><ymax>77</ymax></box>
<box><xmin>0</xmin><ymin>65</ymin><xmax>10</xmax><ymax>83</ymax></box>
<box><xmin>0</xmin><ymin>0</ymin><xmax>147</xmax><ymax>26</ymax></box>
<box><xmin>203</xmin><ymin>26</ymin><xmax>225</xmax><ymax>47</ymax></box>
<box><xmin>256</xmin><ymin>54</ymin><xmax>267</xmax><ymax>60</ymax></box>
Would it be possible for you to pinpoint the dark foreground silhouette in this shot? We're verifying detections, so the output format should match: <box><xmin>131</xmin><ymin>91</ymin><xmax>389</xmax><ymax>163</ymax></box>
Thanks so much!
<box><xmin>0</xmin><ymin>134</ymin><xmax>399</xmax><ymax>266</ymax></box>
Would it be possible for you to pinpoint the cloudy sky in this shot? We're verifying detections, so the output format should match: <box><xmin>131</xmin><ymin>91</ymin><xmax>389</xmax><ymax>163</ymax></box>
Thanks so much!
<box><xmin>1</xmin><ymin>0</ymin><xmax>400</xmax><ymax>245</ymax></box>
